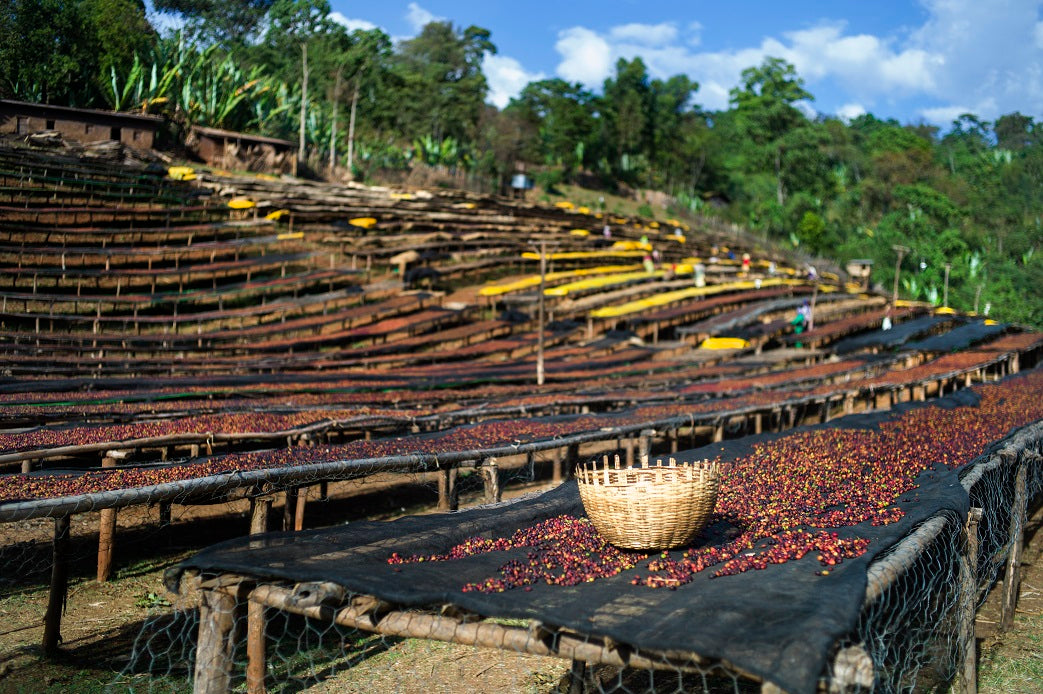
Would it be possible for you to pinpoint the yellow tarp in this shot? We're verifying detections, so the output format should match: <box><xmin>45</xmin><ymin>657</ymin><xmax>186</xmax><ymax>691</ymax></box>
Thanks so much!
<box><xmin>349</xmin><ymin>217</ymin><xmax>377</xmax><ymax>229</ymax></box>
<box><xmin>167</xmin><ymin>166</ymin><xmax>196</xmax><ymax>181</ymax></box>
<box><xmin>478</xmin><ymin>265</ymin><xmax>642</xmax><ymax>297</ymax></box>
<box><xmin>227</xmin><ymin>197</ymin><xmax>255</xmax><ymax>210</ymax></box>
<box><xmin>590</xmin><ymin>278</ymin><xmax>804</xmax><ymax>318</ymax></box>
<box><xmin>520</xmin><ymin>250</ymin><xmax>648</xmax><ymax>261</ymax></box>
<box><xmin>611</xmin><ymin>240</ymin><xmax>653</xmax><ymax>251</ymax></box>
<box><xmin>700</xmin><ymin>337</ymin><xmax>750</xmax><ymax>350</ymax></box>
<box><xmin>545</xmin><ymin>270</ymin><xmax>665</xmax><ymax>297</ymax></box>
<box><xmin>265</xmin><ymin>209</ymin><xmax>290</xmax><ymax>220</ymax></box>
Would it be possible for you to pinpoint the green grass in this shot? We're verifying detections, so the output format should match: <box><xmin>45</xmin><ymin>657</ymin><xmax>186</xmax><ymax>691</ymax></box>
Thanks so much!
<box><xmin>978</xmin><ymin>612</ymin><xmax>1043</xmax><ymax>693</ymax></box>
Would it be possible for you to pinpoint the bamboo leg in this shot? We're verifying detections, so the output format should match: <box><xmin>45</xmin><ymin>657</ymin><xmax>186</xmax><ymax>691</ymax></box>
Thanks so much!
<box><xmin>97</xmin><ymin>453</ymin><xmax>120</xmax><ymax>583</ymax></box>
<box><xmin>552</xmin><ymin>448</ymin><xmax>563</xmax><ymax>484</ymax></box>
<box><xmin>42</xmin><ymin>515</ymin><xmax>71</xmax><ymax>656</ymax></box>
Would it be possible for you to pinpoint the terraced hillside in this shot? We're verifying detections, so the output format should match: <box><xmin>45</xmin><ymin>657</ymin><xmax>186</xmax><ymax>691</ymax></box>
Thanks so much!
<box><xmin>1</xmin><ymin>143</ymin><xmax>1041</xmax><ymax>693</ymax></box>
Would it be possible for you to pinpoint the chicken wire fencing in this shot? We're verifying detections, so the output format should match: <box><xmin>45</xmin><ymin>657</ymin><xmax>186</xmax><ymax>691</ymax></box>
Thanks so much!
<box><xmin>98</xmin><ymin>424</ymin><xmax>1043</xmax><ymax>694</ymax></box>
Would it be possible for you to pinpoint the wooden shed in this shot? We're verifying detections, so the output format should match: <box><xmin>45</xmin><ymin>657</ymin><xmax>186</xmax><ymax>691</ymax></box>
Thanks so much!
<box><xmin>189</xmin><ymin>125</ymin><xmax>297</xmax><ymax>175</ymax></box>
<box><xmin>0</xmin><ymin>99</ymin><xmax>162</xmax><ymax>150</ymax></box>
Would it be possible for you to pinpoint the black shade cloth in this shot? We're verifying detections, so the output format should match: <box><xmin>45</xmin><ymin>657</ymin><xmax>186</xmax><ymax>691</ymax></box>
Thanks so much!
<box><xmin>831</xmin><ymin>315</ymin><xmax>951</xmax><ymax>355</ymax></box>
<box><xmin>172</xmin><ymin>401</ymin><xmax>978</xmax><ymax>693</ymax></box>
<box><xmin>904</xmin><ymin>319</ymin><xmax>1006</xmax><ymax>353</ymax></box>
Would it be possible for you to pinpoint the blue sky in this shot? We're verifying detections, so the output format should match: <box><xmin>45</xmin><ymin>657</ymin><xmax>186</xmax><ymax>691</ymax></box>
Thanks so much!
<box><xmin>151</xmin><ymin>1</ymin><xmax>1043</xmax><ymax>128</ymax></box>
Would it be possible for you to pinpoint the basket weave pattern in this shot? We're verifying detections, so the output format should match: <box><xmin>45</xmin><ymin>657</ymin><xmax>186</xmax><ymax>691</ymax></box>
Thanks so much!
<box><xmin>577</xmin><ymin>456</ymin><xmax>720</xmax><ymax>550</ymax></box>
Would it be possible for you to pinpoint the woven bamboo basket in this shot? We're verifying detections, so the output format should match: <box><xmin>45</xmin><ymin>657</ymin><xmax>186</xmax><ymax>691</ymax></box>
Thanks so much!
<box><xmin>576</xmin><ymin>456</ymin><xmax>719</xmax><ymax>550</ymax></box>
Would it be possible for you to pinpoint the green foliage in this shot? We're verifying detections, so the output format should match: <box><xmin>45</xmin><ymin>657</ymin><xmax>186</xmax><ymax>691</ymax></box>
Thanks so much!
<box><xmin>11</xmin><ymin>8</ymin><xmax>1043</xmax><ymax>328</ymax></box>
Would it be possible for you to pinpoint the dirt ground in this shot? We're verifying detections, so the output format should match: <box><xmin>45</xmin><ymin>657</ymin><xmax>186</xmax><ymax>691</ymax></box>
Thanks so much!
<box><xmin>2</xmin><ymin>483</ymin><xmax>1043</xmax><ymax>693</ymax></box>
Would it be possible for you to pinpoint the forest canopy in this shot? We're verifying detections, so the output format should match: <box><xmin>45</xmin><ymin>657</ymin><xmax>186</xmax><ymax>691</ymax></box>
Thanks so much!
<box><xmin>1</xmin><ymin>0</ymin><xmax>1039</xmax><ymax>327</ymax></box>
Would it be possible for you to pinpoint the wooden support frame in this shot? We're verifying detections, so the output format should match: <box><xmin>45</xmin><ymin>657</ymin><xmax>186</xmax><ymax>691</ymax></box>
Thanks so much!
<box><xmin>42</xmin><ymin>514</ymin><xmax>71</xmax><ymax>656</ymax></box>
<box><xmin>1000</xmin><ymin>453</ymin><xmax>1030</xmax><ymax>630</ymax></box>
<box><xmin>437</xmin><ymin>466</ymin><xmax>458</xmax><ymax>511</ymax></box>
<box><xmin>481</xmin><ymin>458</ymin><xmax>501</xmax><ymax>504</ymax></box>
<box><xmin>956</xmin><ymin>507</ymin><xmax>983</xmax><ymax>694</ymax></box>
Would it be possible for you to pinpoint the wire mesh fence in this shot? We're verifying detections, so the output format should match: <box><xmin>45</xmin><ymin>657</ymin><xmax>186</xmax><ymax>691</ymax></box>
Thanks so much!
<box><xmin>96</xmin><ymin>412</ymin><xmax>1043</xmax><ymax>693</ymax></box>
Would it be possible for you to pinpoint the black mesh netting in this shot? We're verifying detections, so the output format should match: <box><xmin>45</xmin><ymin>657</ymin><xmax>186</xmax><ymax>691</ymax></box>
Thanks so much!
<box><xmin>166</xmin><ymin>417</ymin><xmax>972</xmax><ymax>693</ymax></box>
<box><xmin>903</xmin><ymin>319</ymin><xmax>1007</xmax><ymax>354</ymax></box>
<box><xmin>831</xmin><ymin>315</ymin><xmax>951</xmax><ymax>355</ymax></box>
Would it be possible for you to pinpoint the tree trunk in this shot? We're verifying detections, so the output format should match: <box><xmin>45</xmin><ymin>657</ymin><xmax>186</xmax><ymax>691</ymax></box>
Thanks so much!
<box><xmin>775</xmin><ymin>146</ymin><xmax>785</xmax><ymax>207</ymax></box>
<box><xmin>299</xmin><ymin>42</ymin><xmax>308</xmax><ymax>163</ymax></box>
<box><xmin>347</xmin><ymin>78</ymin><xmax>360</xmax><ymax>174</ymax></box>
<box><xmin>329</xmin><ymin>67</ymin><xmax>342</xmax><ymax>172</ymax></box>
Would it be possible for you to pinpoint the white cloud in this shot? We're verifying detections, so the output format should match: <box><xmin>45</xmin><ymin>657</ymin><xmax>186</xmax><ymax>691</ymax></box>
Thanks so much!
<box><xmin>685</xmin><ymin>22</ymin><xmax>703</xmax><ymax>47</ymax></box>
<box><xmin>330</xmin><ymin>12</ymin><xmax>376</xmax><ymax>32</ymax></box>
<box><xmin>555</xmin><ymin>27</ymin><xmax>614</xmax><ymax>85</ymax></box>
<box><xmin>405</xmin><ymin>2</ymin><xmax>443</xmax><ymax>33</ymax></box>
<box><xmin>544</xmin><ymin>1</ymin><xmax>1043</xmax><ymax>122</ymax></box>
<box><xmin>608</xmin><ymin>23</ymin><xmax>678</xmax><ymax>46</ymax></box>
<box><xmin>836</xmin><ymin>103</ymin><xmax>867</xmax><ymax>122</ymax></box>
<box><xmin>919</xmin><ymin>105</ymin><xmax>973</xmax><ymax>125</ymax></box>
<box><xmin>484</xmin><ymin>55</ymin><xmax>546</xmax><ymax>109</ymax></box>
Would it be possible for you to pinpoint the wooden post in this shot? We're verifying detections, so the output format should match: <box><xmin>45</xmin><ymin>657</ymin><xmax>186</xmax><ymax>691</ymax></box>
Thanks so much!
<box><xmin>638</xmin><ymin>429</ymin><xmax>654</xmax><ymax>464</ymax></box>
<box><xmin>282</xmin><ymin>488</ymin><xmax>298</xmax><ymax>532</ymax></box>
<box><xmin>42</xmin><ymin>514</ymin><xmax>71</xmax><ymax>656</ymax></box>
<box><xmin>956</xmin><ymin>507</ymin><xmax>983</xmax><ymax>694</ymax></box>
<box><xmin>565</xmin><ymin>443</ymin><xmax>579</xmax><ymax>480</ymax></box>
<box><xmin>194</xmin><ymin>586</ymin><xmax>240</xmax><ymax>694</ymax></box>
<box><xmin>669</xmin><ymin>428</ymin><xmax>678</xmax><ymax>454</ymax></box>
<box><xmin>246</xmin><ymin>598</ymin><xmax>267</xmax><ymax>694</ymax></box>
<box><xmin>294</xmin><ymin>487</ymin><xmax>307</xmax><ymax>532</ymax></box>
<box><xmin>829</xmin><ymin>645</ymin><xmax>875</xmax><ymax>693</ymax></box>
<box><xmin>481</xmin><ymin>458</ymin><xmax>501</xmax><ymax>504</ymax></box>
<box><xmin>1000</xmin><ymin>456</ymin><xmax>1029</xmax><ymax>631</ymax></box>
<box><xmin>754</xmin><ymin>413</ymin><xmax>763</xmax><ymax>435</ymax></box>
<box><xmin>552</xmin><ymin>448</ymin><xmax>563</xmax><ymax>484</ymax></box>
<box><xmin>712</xmin><ymin>420</ymin><xmax>724</xmax><ymax>443</ymax></box>
<box><xmin>437</xmin><ymin>466</ymin><xmax>458</xmax><ymax>511</ymax></box>
<box><xmin>250</xmin><ymin>496</ymin><xmax>272</xmax><ymax>537</ymax></box>
<box><xmin>97</xmin><ymin>451</ymin><xmax>125</xmax><ymax>583</ymax></box>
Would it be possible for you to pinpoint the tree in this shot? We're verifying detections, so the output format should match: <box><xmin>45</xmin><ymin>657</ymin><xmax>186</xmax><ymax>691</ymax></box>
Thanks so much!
<box><xmin>153</xmin><ymin>0</ymin><xmax>275</xmax><ymax>45</ymax></box>
<box><xmin>729</xmin><ymin>57</ymin><xmax>813</xmax><ymax>207</ymax></box>
<box><xmin>266</xmin><ymin>0</ymin><xmax>333</xmax><ymax>162</ymax></box>
<box><xmin>393</xmin><ymin>22</ymin><xmax>495</xmax><ymax>145</ymax></box>
<box><xmin>507</xmin><ymin>78</ymin><xmax>597</xmax><ymax>178</ymax></box>
<box><xmin>602</xmin><ymin>57</ymin><xmax>653</xmax><ymax>182</ymax></box>
<box><xmin>0</xmin><ymin>0</ymin><xmax>94</xmax><ymax>104</ymax></box>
